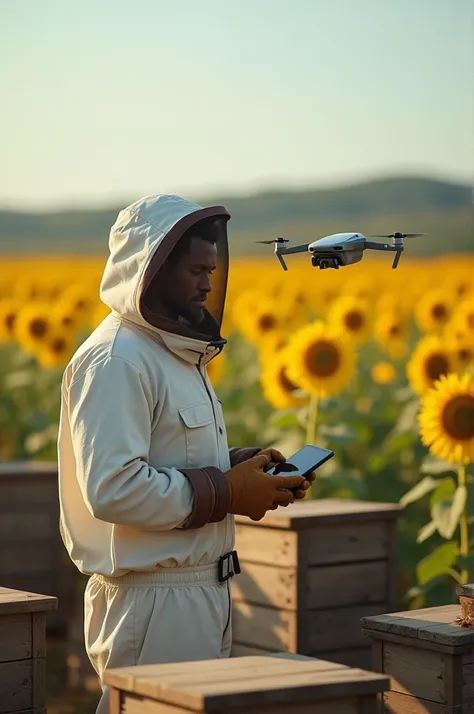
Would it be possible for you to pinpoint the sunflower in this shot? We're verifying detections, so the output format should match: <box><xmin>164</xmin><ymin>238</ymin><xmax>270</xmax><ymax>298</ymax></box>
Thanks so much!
<box><xmin>374</xmin><ymin>311</ymin><xmax>409</xmax><ymax>359</ymax></box>
<box><xmin>372</xmin><ymin>361</ymin><xmax>396</xmax><ymax>385</ymax></box>
<box><xmin>59</xmin><ymin>284</ymin><xmax>95</xmax><ymax>322</ymax></box>
<box><xmin>236</xmin><ymin>297</ymin><xmax>285</xmax><ymax>346</ymax></box>
<box><xmin>418</xmin><ymin>372</ymin><xmax>474</xmax><ymax>465</ymax></box>
<box><xmin>36</xmin><ymin>329</ymin><xmax>76</xmax><ymax>370</ymax></box>
<box><xmin>0</xmin><ymin>298</ymin><xmax>22</xmax><ymax>342</ymax></box>
<box><xmin>257</xmin><ymin>330</ymin><xmax>289</xmax><ymax>366</ymax></box>
<box><xmin>414</xmin><ymin>288</ymin><xmax>454</xmax><ymax>333</ymax></box>
<box><xmin>328</xmin><ymin>296</ymin><xmax>373</xmax><ymax>345</ymax></box>
<box><xmin>286</xmin><ymin>320</ymin><xmax>356</xmax><ymax>398</ymax></box>
<box><xmin>14</xmin><ymin>302</ymin><xmax>53</xmax><ymax>355</ymax></box>
<box><xmin>453</xmin><ymin>297</ymin><xmax>474</xmax><ymax>336</ymax></box>
<box><xmin>260</xmin><ymin>347</ymin><xmax>309</xmax><ymax>410</ymax></box>
<box><xmin>406</xmin><ymin>334</ymin><xmax>459</xmax><ymax>396</ymax></box>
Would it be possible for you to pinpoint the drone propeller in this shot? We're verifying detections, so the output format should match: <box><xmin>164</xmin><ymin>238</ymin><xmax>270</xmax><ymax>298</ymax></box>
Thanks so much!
<box><xmin>255</xmin><ymin>237</ymin><xmax>290</xmax><ymax>244</ymax></box>
<box><xmin>369</xmin><ymin>232</ymin><xmax>428</xmax><ymax>239</ymax></box>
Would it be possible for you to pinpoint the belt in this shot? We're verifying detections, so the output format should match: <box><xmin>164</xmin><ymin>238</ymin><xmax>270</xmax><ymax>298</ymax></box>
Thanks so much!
<box><xmin>92</xmin><ymin>550</ymin><xmax>241</xmax><ymax>587</ymax></box>
<box><xmin>218</xmin><ymin>550</ymin><xmax>241</xmax><ymax>583</ymax></box>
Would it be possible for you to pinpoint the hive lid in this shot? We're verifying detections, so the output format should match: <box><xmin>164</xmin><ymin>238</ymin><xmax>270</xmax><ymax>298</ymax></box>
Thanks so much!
<box><xmin>361</xmin><ymin>604</ymin><xmax>474</xmax><ymax>647</ymax></box>
<box><xmin>235</xmin><ymin>498</ymin><xmax>403</xmax><ymax>529</ymax></box>
<box><xmin>0</xmin><ymin>460</ymin><xmax>58</xmax><ymax>476</ymax></box>
<box><xmin>104</xmin><ymin>655</ymin><xmax>389</xmax><ymax>711</ymax></box>
<box><xmin>0</xmin><ymin>587</ymin><xmax>58</xmax><ymax>615</ymax></box>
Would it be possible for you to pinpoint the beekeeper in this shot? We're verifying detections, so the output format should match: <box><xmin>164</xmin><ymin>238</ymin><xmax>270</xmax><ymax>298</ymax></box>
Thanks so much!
<box><xmin>57</xmin><ymin>194</ymin><xmax>309</xmax><ymax>713</ymax></box>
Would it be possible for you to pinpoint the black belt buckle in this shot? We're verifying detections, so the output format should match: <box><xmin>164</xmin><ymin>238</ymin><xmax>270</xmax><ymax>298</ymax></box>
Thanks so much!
<box><xmin>218</xmin><ymin>550</ymin><xmax>241</xmax><ymax>583</ymax></box>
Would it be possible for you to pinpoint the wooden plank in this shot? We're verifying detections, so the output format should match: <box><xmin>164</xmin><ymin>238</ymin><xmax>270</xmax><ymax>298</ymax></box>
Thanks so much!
<box><xmin>231</xmin><ymin>602</ymin><xmax>297</xmax><ymax>651</ymax></box>
<box><xmin>383</xmin><ymin>641</ymin><xmax>445</xmax><ymax>703</ymax></box>
<box><xmin>32</xmin><ymin>657</ymin><xmax>46</xmax><ymax>708</ymax></box>
<box><xmin>0</xmin><ymin>512</ymin><xmax>53</xmax><ymax>541</ymax></box>
<box><xmin>0</xmin><ymin>543</ymin><xmax>56</xmax><ymax>575</ymax></box>
<box><xmin>464</xmin><ymin>651</ymin><xmax>474</xmax><ymax>702</ymax></box>
<box><xmin>0</xmin><ymin>588</ymin><xmax>57</xmax><ymax>616</ymax></box>
<box><xmin>120</xmin><ymin>693</ymin><xmax>365</xmax><ymax>714</ymax></box>
<box><xmin>309</xmin><ymin>603</ymin><xmax>390</xmax><ymax>653</ymax></box>
<box><xmin>235</xmin><ymin>500</ymin><xmax>404</xmax><ymax>530</ymax></box>
<box><xmin>0</xmin><ymin>659</ymin><xmax>32</xmax><ymax>714</ymax></box>
<box><xmin>362</xmin><ymin>628</ymin><xmax>473</xmax><ymax>656</ymax></box>
<box><xmin>105</xmin><ymin>657</ymin><xmax>389</xmax><ymax>711</ymax></box>
<box><xmin>322</xmin><ymin>648</ymin><xmax>372</xmax><ymax>671</ymax></box>
<box><xmin>305</xmin><ymin>522</ymin><xmax>390</xmax><ymax>566</ymax></box>
<box><xmin>230</xmin><ymin>643</ymin><xmax>274</xmax><ymax>657</ymax></box>
<box><xmin>234</xmin><ymin>525</ymin><xmax>298</xmax><ymax>567</ymax></box>
<box><xmin>0</xmin><ymin>461</ymin><xmax>57</xmax><ymax>476</ymax></box>
<box><xmin>0</xmin><ymin>613</ymin><xmax>32</xmax><ymax>663</ymax></box>
<box><xmin>383</xmin><ymin>690</ymin><xmax>464</xmax><ymax>713</ymax></box>
<box><xmin>386</xmin><ymin>519</ymin><xmax>399</xmax><ymax>611</ymax></box>
<box><xmin>0</xmin><ymin>479</ymin><xmax>58</xmax><ymax>509</ymax></box>
<box><xmin>31</xmin><ymin>613</ymin><xmax>46</xmax><ymax>659</ymax></box>
<box><xmin>232</xmin><ymin>562</ymin><xmax>297</xmax><ymax>610</ymax></box>
<box><xmin>306</xmin><ymin>561</ymin><xmax>388</xmax><ymax>609</ymax></box>
<box><xmin>362</xmin><ymin>606</ymin><xmax>474</xmax><ymax>648</ymax></box>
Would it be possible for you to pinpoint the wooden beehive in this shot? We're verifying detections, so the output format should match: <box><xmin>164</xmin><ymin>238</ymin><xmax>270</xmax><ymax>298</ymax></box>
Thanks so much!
<box><xmin>361</xmin><ymin>600</ymin><xmax>474</xmax><ymax>713</ymax></box>
<box><xmin>0</xmin><ymin>461</ymin><xmax>75</xmax><ymax>634</ymax></box>
<box><xmin>0</xmin><ymin>586</ymin><xmax>57</xmax><ymax>714</ymax></box>
<box><xmin>104</xmin><ymin>653</ymin><xmax>391</xmax><ymax>714</ymax></box>
<box><xmin>231</xmin><ymin>498</ymin><xmax>404</xmax><ymax>669</ymax></box>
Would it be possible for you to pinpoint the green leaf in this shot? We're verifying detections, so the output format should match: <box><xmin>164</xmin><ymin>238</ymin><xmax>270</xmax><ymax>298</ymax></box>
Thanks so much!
<box><xmin>431</xmin><ymin>485</ymin><xmax>467</xmax><ymax>539</ymax></box>
<box><xmin>399</xmin><ymin>476</ymin><xmax>440</xmax><ymax>507</ymax></box>
<box><xmin>416</xmin><ymin>521</ymin><xmax>437</xmax><ymax>543</ymax></box>
<box><xmin>430</xmin><ymin>477</ymin><xmax>455</xmax><ymax>508</ymax></box>
<box><xmin>417</xmin><ymin>542</ymin><xmax>458</xmax><ymax>586</ymax></box>
<box><xmin>457</xmin><ymin>554</ymin><xmax>474</xmax><ymax>578</ymax></box>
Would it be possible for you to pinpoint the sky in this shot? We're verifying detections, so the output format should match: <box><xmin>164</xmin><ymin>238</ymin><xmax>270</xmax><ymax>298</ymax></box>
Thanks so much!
<box><xmin>1</xmin><ymin>0</ymin><xmax>473</xmax><ymax>211</ymax></box>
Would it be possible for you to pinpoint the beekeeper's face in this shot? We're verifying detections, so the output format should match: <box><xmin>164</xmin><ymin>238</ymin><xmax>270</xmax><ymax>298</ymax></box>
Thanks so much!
<box><xmin>163</xmin><ymin>236</ymin><xmax>217</xmax><ymax>324</ymax></box>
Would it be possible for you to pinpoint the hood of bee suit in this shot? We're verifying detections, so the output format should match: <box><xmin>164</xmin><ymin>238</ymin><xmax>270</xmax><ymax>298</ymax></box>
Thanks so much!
<box><xmin>99</xmin><ymin>194</ymin><xmax>231</xmax><ymax>348</ymax></box>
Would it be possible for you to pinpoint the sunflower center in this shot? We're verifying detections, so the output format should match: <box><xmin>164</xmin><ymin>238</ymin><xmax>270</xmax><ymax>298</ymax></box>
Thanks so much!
<box><xmin>29</xmin><ymin>318</ymin><xmax>48</xmax><ymax>337</ymax></box>
<box><xmin>5</xmin><ymin>313</ymin><xmax>16</xmax><ymax>331</ymax></box>
<box><xmin>61</xmin><ymin>315</ymin><xmax>74</xmax><ymax>327</ymax></box>
<box><xmin>425</xmin><ymin>353</ymin><xmax>450</xmax><ymax>382</ymax></box>
<box><xmin>305</xmin><ymin>340</ymin><xmax>341</xmax><ymax>378</ymax></box>
<box><xmin>468</xmin><ymin>313</ymin><xmax>474</xmax><ymax>330</ymax></box>
<box><xmin>431</xmin><ymin>303</ymin><xmax>448</xmax><ymax>320</ymax></box>
<box><xmin>258</xmin><ymin>314</ymin><xmax>276</xmax><ymax>331</ymax></box>
<box><xmin>441</xmin><ymin>395</ymin><xmax>474</xmax><ymax>441</ymax></box>
<box><xmin>279</xmin><ymin>366</ymin><xmax>298</xmax><ymax>393</ymax></box>
<box><xmin>51</xmin><ymin>338</ymin><xmax>67</xmax><ymax>354</ymax></box>
<box><xmin>458</xmin><ymin>347</ymin><xmax>473</xmax><ymax>364</ymax></box>
<box><xmin>388</xmin><ymin>324</ymin><xmax>401</xmax><ymax>337</ymax></box>
<box><xmin>345</xmin><ymin>310</ymin><xmax>364</xmax><ymax>331</ymax></box>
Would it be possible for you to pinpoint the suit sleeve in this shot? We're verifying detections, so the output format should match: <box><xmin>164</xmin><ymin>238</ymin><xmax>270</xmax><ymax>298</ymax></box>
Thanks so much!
<box><xmin>67</xmin><ymin>355</ymin><xmax>196</xmax><ymax>531</ymax></box>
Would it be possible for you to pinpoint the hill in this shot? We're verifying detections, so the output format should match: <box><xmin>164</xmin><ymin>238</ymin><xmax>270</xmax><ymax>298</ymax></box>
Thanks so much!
<box><xmin>0</xmin><ymin>175</ymin><xmax>472</xmax><ymax>257</ymax></box>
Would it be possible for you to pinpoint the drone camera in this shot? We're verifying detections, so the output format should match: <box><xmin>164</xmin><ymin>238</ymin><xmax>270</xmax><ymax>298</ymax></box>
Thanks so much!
<box><xmin>311</xmin><ymin>254</ymin><xmax>341</xmax><ymax>270</ymax></box>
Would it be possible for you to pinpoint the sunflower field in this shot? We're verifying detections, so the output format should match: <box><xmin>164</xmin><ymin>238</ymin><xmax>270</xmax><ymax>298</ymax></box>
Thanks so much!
<box><xmin>0</xmin><ymin>253</ymin><xmax>473</xmax><ymax>610</ymax></box>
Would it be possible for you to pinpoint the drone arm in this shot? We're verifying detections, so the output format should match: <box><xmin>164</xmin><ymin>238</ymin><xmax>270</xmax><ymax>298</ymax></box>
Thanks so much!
<box><xmin>363</xmin><ymin>240</ymin><xmax>396</xmax><ymax>252</ymax></box>
<box><xmin>281</xmin><ymin>243</ymin><xmax>310</xmax><ymax>255</ymax></box>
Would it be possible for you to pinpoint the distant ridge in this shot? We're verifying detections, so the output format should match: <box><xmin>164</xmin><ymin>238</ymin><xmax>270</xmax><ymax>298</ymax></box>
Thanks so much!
<box><xmin>0</xmin><ymin>175</ymin><xmax>472</xmax><ymax>256</ymax></box>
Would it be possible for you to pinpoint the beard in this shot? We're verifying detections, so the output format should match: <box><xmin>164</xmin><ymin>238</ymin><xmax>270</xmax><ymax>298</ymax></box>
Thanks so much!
<box><xmin>163</xmin><ymin>295</ymin><xmax>205</xmax><ymax>326</ymax></box>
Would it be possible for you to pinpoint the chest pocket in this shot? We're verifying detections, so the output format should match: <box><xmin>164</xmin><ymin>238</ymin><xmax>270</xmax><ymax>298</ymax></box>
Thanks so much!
<box><xmin>178</xmin><ymin>401</ymin><xmax>215</xmax><ymax>467</ymax></box>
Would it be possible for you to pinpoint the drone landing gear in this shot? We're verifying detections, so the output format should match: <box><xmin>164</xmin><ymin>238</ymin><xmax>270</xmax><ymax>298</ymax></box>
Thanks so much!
<box><xmin>311</xmin><ymin>255</ymin><xmax>341</xmax><ymax>269</ymax></box>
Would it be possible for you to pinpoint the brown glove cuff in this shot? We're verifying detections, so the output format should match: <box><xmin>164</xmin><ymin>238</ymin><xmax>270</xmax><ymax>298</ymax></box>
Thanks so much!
<box><xmin>229</xmin><ymin>447</ymin><xmax>261</xmax><ymax>467</ymax></box>
<box><xmin>179</xmin><ymin>467</ymin><xmax>230</xmax><ymax>529</ymax></box>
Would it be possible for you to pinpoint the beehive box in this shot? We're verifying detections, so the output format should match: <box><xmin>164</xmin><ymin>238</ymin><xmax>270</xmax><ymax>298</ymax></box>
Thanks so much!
<box><xmin>0</xmin><ymin>586</ymin><xmax>57</xmax><ymax>714</ymax></box>
<box><xmin>0</xmin><ymin>461</ymin><xmax>75</xmax><ymax>634</ymax></box>
<box><xmin>231</xmin><ymin>499</ymin><xmax>404</xmax><ymax>669</ymax></box>
<box><xmin>104</xmin><ymin>652</ymin><xmax>391</xmax><ymax>714</ymax></box>
<box><xmin>361</xmin><ymin>600</ymin><xmax>474</xmax><ymax>713</ymax></box>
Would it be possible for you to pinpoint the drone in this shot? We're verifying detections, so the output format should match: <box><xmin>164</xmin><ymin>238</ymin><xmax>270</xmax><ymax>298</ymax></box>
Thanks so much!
<box><xmin>256</xmin><ymin>231</ymin><xmax>428</xmax><ymax>271</ymax></box>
